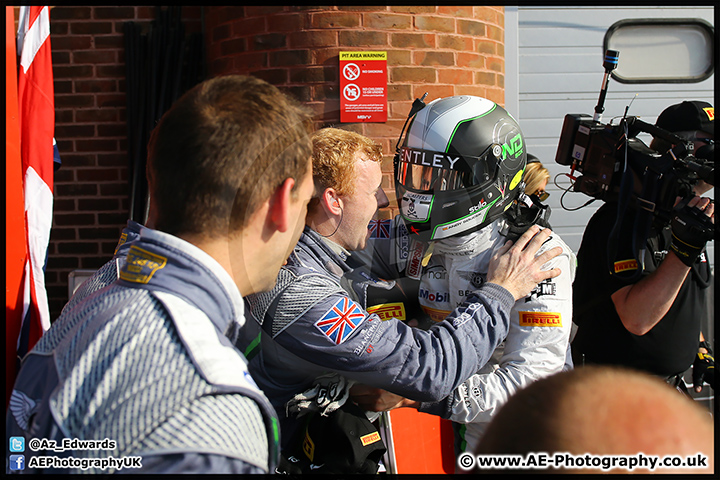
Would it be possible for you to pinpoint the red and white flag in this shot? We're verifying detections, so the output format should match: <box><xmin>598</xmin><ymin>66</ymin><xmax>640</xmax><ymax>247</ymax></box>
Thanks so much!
<box><xmin>16</xmin><ymin>5</ymin><xmax>56</xmax><ymax>359</ymax></box>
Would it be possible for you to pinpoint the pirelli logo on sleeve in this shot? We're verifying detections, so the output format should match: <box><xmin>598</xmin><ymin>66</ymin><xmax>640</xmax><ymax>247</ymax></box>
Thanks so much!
<box><xmin>361</xmin><ymin>431</ymin><xmax>381</xmax><ymax>446</ymax></box>
<box><xmin>614</xmin><ymin>259</ymin><xmax>639</xmax><ymax>273</ymax></box>
<box><xmin>366</xmin><ymin>302</ymin><xmax>406</xmax><ymax>321</ymax></box>
<box><xmin>519</xmin><ymin>311</ymin><xmax>562</xmax><ymax>328</ymax></box>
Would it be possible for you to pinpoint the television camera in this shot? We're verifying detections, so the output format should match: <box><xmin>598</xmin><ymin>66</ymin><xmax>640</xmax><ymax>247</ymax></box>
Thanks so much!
<box><xmin>554</xmin><ymin>50</ymin><xmax>714</xmax><ymax>279</ymax></box>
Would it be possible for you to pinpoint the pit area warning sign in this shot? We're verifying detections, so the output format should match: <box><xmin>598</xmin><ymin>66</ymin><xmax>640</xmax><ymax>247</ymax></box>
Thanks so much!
<box><xmin>339</xmin><ymin>51</ymin><xmax>387</xmax><ymax>123</ymax></box>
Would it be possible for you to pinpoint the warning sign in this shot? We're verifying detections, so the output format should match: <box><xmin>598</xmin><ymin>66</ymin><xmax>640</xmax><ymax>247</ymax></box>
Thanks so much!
<box><xmin>339</xmin><ymin>51</ymin><xmax>387</xmax><ymax>123</ymax></box>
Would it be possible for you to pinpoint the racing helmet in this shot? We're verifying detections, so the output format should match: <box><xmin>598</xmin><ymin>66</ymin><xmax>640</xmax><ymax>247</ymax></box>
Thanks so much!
<box><xmin>395</xmin><ymin>95</ymin><xmax>527</xmax><ymax>242</ymax></box>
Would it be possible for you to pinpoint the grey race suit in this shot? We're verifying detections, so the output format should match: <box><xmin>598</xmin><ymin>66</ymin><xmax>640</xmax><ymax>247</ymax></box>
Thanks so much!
<box><xmin>361</xmin><ymin>216</ymin><xmax>575</xmax><ymax>457</ymax></box>
<box><xmin>6</xmin><ymin>228</ymin><xmax>279</xmax><ymax>474</ymax></box>
<box><xmin>239</xmin><ymin>226</ymin><xmax>515</xmax><ymax>451</ymax></box>
<box><xmin>60</xmin><ymin>219</ymin><xmax>142</xmax><ymax>315</ymax></box>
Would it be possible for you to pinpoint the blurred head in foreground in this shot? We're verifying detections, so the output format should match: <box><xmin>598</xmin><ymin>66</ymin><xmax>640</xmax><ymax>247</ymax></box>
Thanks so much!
<box><xmin>475</xmin><ymin>366</ymin><xmax>714</xmax><ymax>474</ymax></box>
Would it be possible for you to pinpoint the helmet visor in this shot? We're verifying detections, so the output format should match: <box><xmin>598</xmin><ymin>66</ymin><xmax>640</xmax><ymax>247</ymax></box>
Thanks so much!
<box><xmin>396</xmin><ymin>145</ymin><xmax>501</xmax><ymax>192</ymax></box>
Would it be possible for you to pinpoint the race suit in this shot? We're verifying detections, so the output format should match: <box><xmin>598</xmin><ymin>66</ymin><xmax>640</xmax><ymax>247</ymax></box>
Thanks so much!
<box><xmin>60</xmin><ymin>219</ymin><xmax>143</xmax><ymax>315</ymax></box>
<box><xmin>418</xmin><ymin>217</ymin><xmax>575</xmax><ymax>455</ymax></box>
<box><xmin>7</xmin><ymin>227</ymin><xmax>278</xmax><ymax>474</ymax></box>
<box><xmin>239</xmin><ymin>226</ymin><xmax>515</xmax><ymax>451</ymax></box>
<box><xmin>360</xmin><ymin>215</ymin><xmax>575</xmax><ymax>456</ymax></box>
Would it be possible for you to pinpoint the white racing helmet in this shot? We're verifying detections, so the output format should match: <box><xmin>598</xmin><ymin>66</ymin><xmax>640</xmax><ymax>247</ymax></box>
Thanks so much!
<box><xmin>395</xmin><ymin>95</ymin><xmax>527</xmax><ymax>242</ymax></box>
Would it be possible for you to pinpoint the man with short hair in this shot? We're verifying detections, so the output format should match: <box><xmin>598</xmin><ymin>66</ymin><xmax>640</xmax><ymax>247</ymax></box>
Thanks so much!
<box><xmin>6</xmin><ymin>75</ymin><xmax>315</xmax><ymax>474</ymax></box>
<box><xmin>475</xmin><ymin>366</ymin><xmax>714</xmax><ymax>474</ymax></box>
<box><xmin>240</xmin><ymin>127</ymin><xmax>563</xmax><ymax>471</ymax></box>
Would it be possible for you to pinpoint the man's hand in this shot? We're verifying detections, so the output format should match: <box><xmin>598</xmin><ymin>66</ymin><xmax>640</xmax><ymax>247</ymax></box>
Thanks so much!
<box><xmin>487</xmin><ymin>225</ymin><xmax>562</xmax><ymax>301</ymax></box>
<box><xmin>692</xmin><ymin>348</ymin><xmax>715</xmax><ymax>393</ymax></box>
<box><xmin>350</xmin><ymin>384</ymin><xmax>420</xmax><ymax>412</ymax></box>
<box><xmin>669</xmin><ymin>196</ymin><xmax>714</xmax><ymax>267</ymax></box>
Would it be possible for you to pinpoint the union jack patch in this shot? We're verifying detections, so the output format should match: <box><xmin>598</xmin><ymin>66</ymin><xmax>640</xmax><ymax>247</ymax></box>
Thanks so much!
<box><xmin>315</xmin><ymin>297</ymin><xmax>366</xmax><ymax>345</ymax></box>
<box><xmin>368</xmin><ymin>219</ymin><xmax>391</xmax><ymax>239</ymax></box>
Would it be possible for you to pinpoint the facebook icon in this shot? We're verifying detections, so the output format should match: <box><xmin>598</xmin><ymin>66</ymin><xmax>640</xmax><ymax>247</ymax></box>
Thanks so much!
<box><xmin>9</xmin><ymin>455</ymin><xmax>25</xmax><ymax>471</ymax></box>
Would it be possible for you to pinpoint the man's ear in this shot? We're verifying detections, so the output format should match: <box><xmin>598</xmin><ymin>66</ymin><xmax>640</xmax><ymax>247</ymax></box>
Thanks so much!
<box><xmin>319</xmin><ymin>187</ymin><xmax>342</xmax><ymax>217</ymax></box>
<box><xmin>268</xmin><ymin>177</ymin><xmax>296</xmax><ymax>233</ymax></box>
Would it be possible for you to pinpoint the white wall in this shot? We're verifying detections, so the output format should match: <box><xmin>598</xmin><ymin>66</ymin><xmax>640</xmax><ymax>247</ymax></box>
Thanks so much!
<box><xmin>505</xmin><ymin>6</ymin><xmax>714</xmax><ymax>265</ymax></box>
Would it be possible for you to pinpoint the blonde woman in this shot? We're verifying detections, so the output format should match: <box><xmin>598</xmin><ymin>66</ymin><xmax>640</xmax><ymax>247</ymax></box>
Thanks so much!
<box><xmin>523</xmin><ymin>154</ymin><xmax>550</xmax><ymax>200</ymax></box>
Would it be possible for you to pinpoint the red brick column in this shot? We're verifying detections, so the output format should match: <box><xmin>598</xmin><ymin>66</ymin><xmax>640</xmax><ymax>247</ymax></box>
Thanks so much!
<box><xmin>205</xmin><ymin>6</ymin><xmax>506</xmax><ymax>218</ymax></box>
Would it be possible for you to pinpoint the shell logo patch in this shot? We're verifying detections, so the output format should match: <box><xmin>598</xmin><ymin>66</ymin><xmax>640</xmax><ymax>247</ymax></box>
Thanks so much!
<box><xmin>614</xmin><ymin>259</ymin><xmax>638</xmax><ymax>273</ymax></box>
<box><xmin>366</xmin><ymin>302</ymin><xmax>406</xmax><ymax>321</ymax></box>
<box><xmin>421</xmin><ymin>305</ymin><xmax>451</xmax><ymax>323</ymax></box>
<box><xmin>519</xmin><ymin>311</ymin><xmax>562</xmax><ymax>327</ymax></box>
<box><xmin>360</xmin><ymin>431</ymin><xmax>381</xmax><ymax>446</ymax></box>
<box><xmin>120</xmin><ymin>245</ymin><xmax>167</xmax><ymax>284</ymax></box>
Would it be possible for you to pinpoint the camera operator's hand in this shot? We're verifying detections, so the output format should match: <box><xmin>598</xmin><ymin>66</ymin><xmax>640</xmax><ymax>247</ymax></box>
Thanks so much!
<box><xmin>669</xmin><ymin>196</ymin><xmax>714</xmax><ymax>267</ymax></box>
<box><xmin>692</xmin><ymin>349</ymin><xmax>715</xmax><ymax>393</ymax></box>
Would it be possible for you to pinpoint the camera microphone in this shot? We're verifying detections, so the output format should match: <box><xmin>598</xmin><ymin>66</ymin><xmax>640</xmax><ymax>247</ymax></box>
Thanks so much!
<box><xmin>602</xmin><ymin>49</ymin><xmax>620</xmax><ymax>72</ymax></box>
<box><xmin>593</xmin><ymin>49</ymin><xmax>619</xmax><ymax>122</ymax></box>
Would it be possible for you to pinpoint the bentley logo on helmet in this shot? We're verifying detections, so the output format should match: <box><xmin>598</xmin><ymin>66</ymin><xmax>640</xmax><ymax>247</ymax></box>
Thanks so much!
<box><xmin>401</xmin><ymin>148</ymin><xmax>462</xmax><ymax>170</ymax></box>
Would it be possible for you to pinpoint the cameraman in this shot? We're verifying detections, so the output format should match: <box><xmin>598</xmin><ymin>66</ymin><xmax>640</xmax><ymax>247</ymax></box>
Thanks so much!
<box><xmin>572</xmin><ymin>100</ymin><xmax>714</xmax><ymax>395</ymax></box>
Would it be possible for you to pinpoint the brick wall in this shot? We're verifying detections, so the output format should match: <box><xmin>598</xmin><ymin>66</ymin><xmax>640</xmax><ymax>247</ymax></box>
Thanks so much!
<box><xmin>205</xmin><ymin>5</ymin><xmax>506</xmax><ymax>217</ymax></box>
<box><xmin>45</xmin><ymin>6</ymin><xmax>202</xmax><ymax>319</ymax></box>
<box><xmin>37</xmin><ymin>6</ymin><xmax>504</xmax><ymax>320</ymax></box>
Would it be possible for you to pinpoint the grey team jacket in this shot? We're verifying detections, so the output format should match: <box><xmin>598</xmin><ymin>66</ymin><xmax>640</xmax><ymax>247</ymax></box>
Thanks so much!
<box><xmin>240</xmin><ymin>226</ymin><xmax>514</xmax><ymax>449</ymax></box>
<box><xmin>60</xmin><ymin>219</ymin><xmax>143</xmax><ymax>316</ymax></box>
<box><xmin>7</xmin><ymin>228</ymin><xmax>278</xmax><ymax>474</ymax></box>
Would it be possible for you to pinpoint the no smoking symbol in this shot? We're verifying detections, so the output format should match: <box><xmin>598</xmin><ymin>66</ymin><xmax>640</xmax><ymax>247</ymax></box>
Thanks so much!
<box><xmin>343</xmin><ymin>63</ymin><xmax>360</xmax><ymax>81</ymax></box>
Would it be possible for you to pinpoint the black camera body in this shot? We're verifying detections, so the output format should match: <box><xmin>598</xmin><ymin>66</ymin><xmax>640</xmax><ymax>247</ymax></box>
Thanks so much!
<box><xmin>555</xmin><ymin>112</ymin><xmax>713</xmax><ymax>229</ymax></box>
<box><xmin>554</xmin><ymin>49</ymin><xmax>714</xmax><ymax>279</ymax></box>
<box><xmin>556</xmin><ymin>113</ymin><xmax>622</xmax><ymax>200</ymax></box>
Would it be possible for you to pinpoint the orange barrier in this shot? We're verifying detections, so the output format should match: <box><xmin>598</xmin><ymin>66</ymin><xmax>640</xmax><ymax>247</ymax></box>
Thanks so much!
<box><xmin>382</xmin><ymin>408</ymin><xmax>455</xmax><ymax>474</ymax></box>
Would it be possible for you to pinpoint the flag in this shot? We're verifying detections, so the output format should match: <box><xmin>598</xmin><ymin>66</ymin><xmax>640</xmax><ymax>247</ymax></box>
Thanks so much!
<box><xmin>368</xmin><ymin>219</ymin><xmax>391</xmax><ymax>239</ymax></box>
<box><xmin>6</xmin><ymin>5</ymin><xmax>26</xmax><ymax>408</ymax></box>
<box><xmin>315</xmin><ymin>297</ymin><xmax>366</xmax><ymax>345</ymax></box>
<box><xmin>16</xmin><ymin>6</ymin><xmax>56</xmax><ymax>364</ymax></box>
